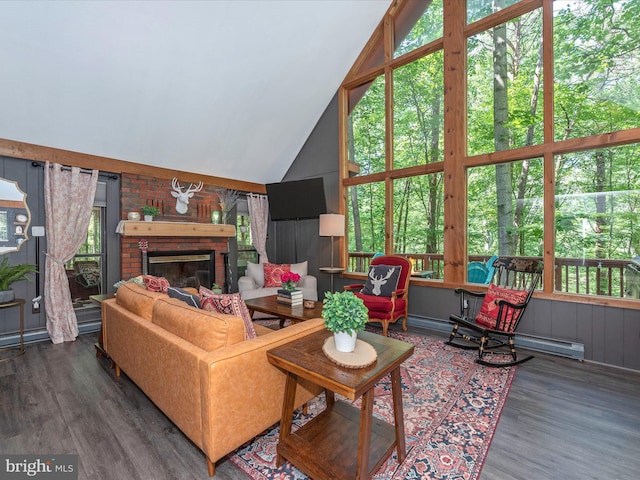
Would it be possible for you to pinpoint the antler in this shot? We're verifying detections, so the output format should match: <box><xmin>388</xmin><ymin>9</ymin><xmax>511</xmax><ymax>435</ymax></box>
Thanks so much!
<box><xmin>184</xmin><ymin>181</ymin><xmax>204</xmax><ymax>194</ymax></box>
<box><xmin>171</xmin><ymin>177</ymin><xmax>182</xmax><ymax>192</ymax></box>
<box><xmin>376</xmin><ymin>268</ymin><xmax>394</xmax><ymax>282</ymax></box>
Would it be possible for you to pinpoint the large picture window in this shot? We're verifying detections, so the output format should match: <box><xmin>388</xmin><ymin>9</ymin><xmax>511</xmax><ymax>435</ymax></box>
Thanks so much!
<box><xmin>341</xmin><ymin>0</ymin><xmax>640</xmax><ymax>306</ymax></box>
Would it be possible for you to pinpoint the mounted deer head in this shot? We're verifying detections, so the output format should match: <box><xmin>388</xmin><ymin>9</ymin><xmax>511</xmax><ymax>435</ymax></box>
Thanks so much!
<box><xmin>171</xmin><ymin>178</ymin><xmax>203</xmax><ymax>214</ymax></box>
<box><xmin>368</xmin><ymin>267</ymin><xmax>394</xmax><ymax>296</ymax></box>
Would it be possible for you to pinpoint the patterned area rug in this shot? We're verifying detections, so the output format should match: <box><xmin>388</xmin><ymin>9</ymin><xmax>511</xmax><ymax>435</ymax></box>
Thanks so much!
<box><xmin>228</xmin><ymin>328</ymin><xmax>516</xmax><ymax>480</ymax></box>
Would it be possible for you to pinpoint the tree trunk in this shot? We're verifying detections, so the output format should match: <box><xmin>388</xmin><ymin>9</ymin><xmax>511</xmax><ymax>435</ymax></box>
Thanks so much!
<box><xmin>493</xmin><ymin>14</ymin><xmax>516</xmax><ymax>255</ymax></box>
<box><xmin>347</xmin><ymin>117</ymin><xmax>363</xmax><ymax>256</ymax></box>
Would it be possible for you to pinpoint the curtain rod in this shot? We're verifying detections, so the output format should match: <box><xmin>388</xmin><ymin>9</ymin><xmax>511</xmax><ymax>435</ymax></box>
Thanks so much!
<box><xmin>31</xmin><ymin>161</ymin><xmax>119</xmax><ymax>180</ymax></box>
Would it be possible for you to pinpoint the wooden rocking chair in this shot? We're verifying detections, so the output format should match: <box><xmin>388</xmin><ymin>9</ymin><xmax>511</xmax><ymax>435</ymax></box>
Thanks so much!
<box><xmin>446</xmin><ymin>256</ymin><xmax>542</xmax><ymax>367</ymax></box>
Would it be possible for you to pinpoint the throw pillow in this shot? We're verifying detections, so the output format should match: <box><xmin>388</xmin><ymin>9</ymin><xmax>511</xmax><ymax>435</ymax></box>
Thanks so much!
<box><xmin>199</xmin><ymin>287</ymin><xmax>257</xmax><ymax>340</ymax></box>
<box><xmin>246</xmin><ymin>261</ymin><xmax>265</xmax><ymax>288</ymax></box>
<box><xmin>142</xmin><ymin>275</ymin><xmax>170</xmax><ymax>294</ymax></box>
<box><xmin>113</xmin><ymin>276</ymin><xmax>145</xmax><ymax>291</ymax></box>
<box><xmin>263</xmin><ymin>263</ymin><xmax>291</xmax><ymax>288</ymax></box>
<box><xmin>475</xmin><ymin>284</ymin><xmax>529</xmax><ymax>332</ymax></box>
<box><xmin>360</xmin><ymin>265</ymin><xmax>401</xmax><ymax>297</ymax></box>
<box><xmin>168</xmin><ymin>286</ymin><xmax>201</xmax><ymax>309</ymax></box>
<box><xmin>290</xmin><ymin>260</ymin><xmax>308</xmax><ymax>277</ymax></box>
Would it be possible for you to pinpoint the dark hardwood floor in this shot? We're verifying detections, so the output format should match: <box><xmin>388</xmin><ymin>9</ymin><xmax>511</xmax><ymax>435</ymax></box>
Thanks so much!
<box><xmin>1</xmin><ymin>329</ymin><xmax>639</xmax><ymax>479</ymax></box>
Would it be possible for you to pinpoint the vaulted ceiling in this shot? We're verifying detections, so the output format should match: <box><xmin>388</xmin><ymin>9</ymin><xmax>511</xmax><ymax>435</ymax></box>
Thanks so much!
<box><xmin>0</xmin><ymin>0</ymin><xmax>391</xmax><ymax>184</ymax></box>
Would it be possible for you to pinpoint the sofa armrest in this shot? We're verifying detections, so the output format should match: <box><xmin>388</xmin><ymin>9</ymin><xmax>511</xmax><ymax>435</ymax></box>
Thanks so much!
<box><xmin>237</xmin><ymin>275</ymin><xmax>257</xmax><ymax>292</ymax></box>
<box><xmin>298</xmin><ymin>274</ymin><xmax>317</xmax><ymax>292</ymax></box>
<box><xmin>199</xmin><ymin>318</ymin><xmax>326</xmax><ymax>463</ymax></box>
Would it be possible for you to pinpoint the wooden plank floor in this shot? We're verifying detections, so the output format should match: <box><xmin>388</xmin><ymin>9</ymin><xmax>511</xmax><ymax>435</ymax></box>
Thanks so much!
<box><xmin>1</xmin><ymin>330</ymin><xmax>639</xmax><ymax>479</ymax></box>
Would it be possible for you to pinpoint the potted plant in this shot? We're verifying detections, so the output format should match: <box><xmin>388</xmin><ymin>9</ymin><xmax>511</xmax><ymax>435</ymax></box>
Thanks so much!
<box><xmin>322</xmin><ymin>290</ymin><xmax>369</xmax><ymax>352</ymax></box>
<box><xmin>210</xmin><ymin>283</ymin><xmax>223</xmax><ymax>294</ymax></box>
<box><xmin>0</xmin><ymin>257</ymin><xmax>37</xmax><ymax>303</ymax></box>
<box><xmin>141</xmin><ymin>204</ymin><xmax>160</xmax><ymax>221</ymax></box>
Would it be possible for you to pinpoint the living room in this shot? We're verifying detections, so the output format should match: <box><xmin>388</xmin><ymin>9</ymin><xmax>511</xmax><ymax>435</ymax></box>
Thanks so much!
<box><xmin>1</xmin><ymin>1</ymin><xmax>639</xmax><ymax>479</ymax></box>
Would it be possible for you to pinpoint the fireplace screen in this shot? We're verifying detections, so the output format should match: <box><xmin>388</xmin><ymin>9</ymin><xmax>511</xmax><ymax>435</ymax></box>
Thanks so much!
<box><xmin>147</xmin><ymin>250</ymin><xmax>215</xmax><ymax>289</ymax></box>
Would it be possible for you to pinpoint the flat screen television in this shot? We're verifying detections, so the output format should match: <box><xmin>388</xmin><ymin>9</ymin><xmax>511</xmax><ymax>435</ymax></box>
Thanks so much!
<box><xmin>266</xmin><ymin>178</ymin><xmax>327</xmax><ymax>221</ymax></box>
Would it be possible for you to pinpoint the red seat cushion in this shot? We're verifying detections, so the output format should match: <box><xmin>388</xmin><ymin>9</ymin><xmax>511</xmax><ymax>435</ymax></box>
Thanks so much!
<box><xmin>354</xmin><ymin>292</ymin><xmax>406</xmax><ymax>320</ymax></box>
<box><xmin>475</xmin><ymin>284</ymin><xmax>529</xmax><ymax>332</ymax></box>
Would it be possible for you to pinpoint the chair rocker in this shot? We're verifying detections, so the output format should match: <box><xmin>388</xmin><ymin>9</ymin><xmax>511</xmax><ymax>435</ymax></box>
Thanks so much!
<box><xmin>447</xmin><ymin>256</ymin><xmax>542</xmax><ymax>367</ymax></box>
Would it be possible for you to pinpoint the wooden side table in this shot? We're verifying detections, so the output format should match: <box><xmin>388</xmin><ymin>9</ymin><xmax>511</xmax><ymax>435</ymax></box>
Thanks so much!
<box><xmin>90</xmin><ymin>294</ymin><xmax>114</xmax><ymax>358</ymax></box>
<box><xmin>267</xmin><ymin>329</ymin><xmax>414</xmax><ymax>480</ymax></box>
<box><xmin>0</xmin><ymin>298</ymin><xmax>25</xmax><ymax>362</ymax></box>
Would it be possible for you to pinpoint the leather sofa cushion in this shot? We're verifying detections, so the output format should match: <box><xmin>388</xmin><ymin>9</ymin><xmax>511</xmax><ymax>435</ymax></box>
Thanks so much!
<box><xmin>152</xmin><ymin>297</ymin><xmax>246</xmax><ymax>351</ymax></box>
<box><xmin>116</xmin><ymin>282</ymin><xmax>164</xmax><ymax>321</ymax></box>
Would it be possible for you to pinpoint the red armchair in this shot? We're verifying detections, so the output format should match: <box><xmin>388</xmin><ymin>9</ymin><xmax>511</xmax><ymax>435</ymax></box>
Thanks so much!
<box><xmin>344</xmin><ymin>255</ymin><xmax>412</xmax><ymax>336</ymax></box>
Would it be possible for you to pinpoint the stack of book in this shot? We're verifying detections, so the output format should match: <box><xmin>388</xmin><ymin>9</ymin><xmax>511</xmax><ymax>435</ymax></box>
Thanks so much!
<box><xmin>277</xmin><ymin>288</ymin><xmax>303</xmax><ymax>306</ymax></box>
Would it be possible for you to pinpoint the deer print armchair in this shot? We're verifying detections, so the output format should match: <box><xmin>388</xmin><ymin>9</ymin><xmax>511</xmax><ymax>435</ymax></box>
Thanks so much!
<box><xmin>344</xmin><ymin>255</ymin><xmax>412</xmax><ymax>336</ymax></box>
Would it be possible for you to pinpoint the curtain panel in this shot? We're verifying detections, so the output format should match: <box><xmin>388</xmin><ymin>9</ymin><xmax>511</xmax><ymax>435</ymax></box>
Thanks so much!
<box><xmin>44</xmin><ymin>162</ymin><xmax>98</xmax><ymax>344</ymax></box>
<box><xmin>247</xmin><ymin>194</ymin><xmax>269</xmax><ymax>264</ymax></box>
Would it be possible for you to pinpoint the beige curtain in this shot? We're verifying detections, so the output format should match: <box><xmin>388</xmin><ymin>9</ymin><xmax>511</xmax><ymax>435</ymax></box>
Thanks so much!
<box><xmin>44</xmin><ymin>162</ymin><xmax>98</xmax><ymax>344</ymax></box>
<box><xmin>247</xmin><ymin>194</ymin><xmax>269</xmax><ymax>263</ymax></box>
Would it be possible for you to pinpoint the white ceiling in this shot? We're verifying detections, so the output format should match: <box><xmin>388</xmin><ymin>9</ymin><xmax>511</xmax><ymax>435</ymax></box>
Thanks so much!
<box><xmin>0</xmin><ymin>0</ymin><xmax>390</xmax><ymax>184</ymax></box>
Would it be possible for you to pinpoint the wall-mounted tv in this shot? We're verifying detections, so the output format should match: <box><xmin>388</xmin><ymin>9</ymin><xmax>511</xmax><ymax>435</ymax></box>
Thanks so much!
<box><xmin>266</xmin><ymin>178</ymin><xmax>327</xmax><ymax>221</ymax></box>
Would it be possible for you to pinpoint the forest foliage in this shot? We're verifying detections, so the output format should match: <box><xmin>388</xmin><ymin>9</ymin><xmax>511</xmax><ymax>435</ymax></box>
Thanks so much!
<box><xmin>347</xmin><ymin>0</ymin><xmax>640</xmax><ymax>293</ymax></box>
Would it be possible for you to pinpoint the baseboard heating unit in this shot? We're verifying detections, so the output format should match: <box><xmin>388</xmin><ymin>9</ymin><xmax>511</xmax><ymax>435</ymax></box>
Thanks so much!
<box><xmin>408</xmin><ymin>316</ymin><xmax>585</xmax><ymax>361</ymax></box>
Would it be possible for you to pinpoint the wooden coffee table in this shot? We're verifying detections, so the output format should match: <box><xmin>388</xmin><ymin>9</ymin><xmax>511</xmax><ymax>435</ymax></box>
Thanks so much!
<box><xmin>267</xmin><ymin>329</ymin><xmax>414</xmax><ymax>480</ymax></box>
<box><xmin>244</xmin><ymin>295</ymin><xmax>324</xmax><ymax>328</ymax></box>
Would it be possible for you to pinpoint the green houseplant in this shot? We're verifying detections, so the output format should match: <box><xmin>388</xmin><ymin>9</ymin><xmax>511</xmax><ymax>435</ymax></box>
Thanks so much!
<box><xmin>0</xmin><ymin>257</ymin><xmax>37</xmax><ymax>303</ymax></box>
<box><xmin>141</xmin><ymin>204</ymin><xmax>160</xmax><ymax>221</ymax></box>
<box><xmin>322</xmin><ymin>290</ymin><xmax>369</xmax><ymax>352</ymax></box>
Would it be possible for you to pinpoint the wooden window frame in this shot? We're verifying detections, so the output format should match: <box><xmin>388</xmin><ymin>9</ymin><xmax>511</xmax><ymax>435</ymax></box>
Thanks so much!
<box><xmin>338</xmin><ymin>0</ymin><xmax>640</xmax><ymax>310</ymax></box>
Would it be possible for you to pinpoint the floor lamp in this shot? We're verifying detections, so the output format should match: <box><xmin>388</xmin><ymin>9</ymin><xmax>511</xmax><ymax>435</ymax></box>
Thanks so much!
<box><xmin>319</xmin><ymin>214</ymin><xmax>345</xmax><ymax>291</ymax></box>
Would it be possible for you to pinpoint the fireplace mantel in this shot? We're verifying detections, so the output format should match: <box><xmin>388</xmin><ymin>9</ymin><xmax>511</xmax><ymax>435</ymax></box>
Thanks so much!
<box><xmin>118</xmin><ymin>221</ymin><xmax>236</xmax><ymax>237</ymax></box>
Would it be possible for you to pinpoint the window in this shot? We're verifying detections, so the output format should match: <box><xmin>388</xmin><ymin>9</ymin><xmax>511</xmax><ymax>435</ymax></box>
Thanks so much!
<box><xmin>467</xmin><ymin>158</ymin><xmax>544</xmax><ymax>262</ymax></box>
<box><xmin>467</xmin><ymin>9</ymin><xmax>543</xmax><ymax>156</ymax></box>
<box><xmin>348</xmin><ymin>76</ymin><xmax>386</xmax><ymax>176</ymax></box>
<box><xmin>555</xmin><ymin>145</ymin><xmax>640</xmax><ymax>297</ymax></box>
<box><xmin>66</xmin><ymin>206</ymin><xmax>105</xmax><ymax>308</ymax></box>
<box><xmin>340</xmin><ymin>0</ymin><xmax>640</xmax><ymax>305</ymax></box>
<box><xmin>347</xmin><ymin>182</ymin><xmax>385</xmax><ymax>272</ymax></box>
<box><xmin>236</xmin><ymin>199</ymin><xmax>257</xmax><ymax>278</ymax></box>
<box><xmin>554</xmin><ymin>0</ymin><xmax>640</xmax><ymax>141</ymax></box>
<box><xmin>393</xmin><ymin>53</ymin><xmax>444</xmax><ymax>168</ymax></box>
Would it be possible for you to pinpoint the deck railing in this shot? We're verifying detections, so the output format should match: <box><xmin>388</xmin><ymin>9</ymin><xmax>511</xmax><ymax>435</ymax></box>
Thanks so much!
<box><xmin>347</xmin><ymin>252</ymin><xmax>636</xmax><ymax>298</ymax></box>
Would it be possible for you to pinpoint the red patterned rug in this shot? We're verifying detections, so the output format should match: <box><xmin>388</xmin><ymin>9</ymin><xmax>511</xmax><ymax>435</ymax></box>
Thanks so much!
<box><xmin>228</xmin><ymin>328</ymin><xmax>516</xmax><ymax>479</ymax></box>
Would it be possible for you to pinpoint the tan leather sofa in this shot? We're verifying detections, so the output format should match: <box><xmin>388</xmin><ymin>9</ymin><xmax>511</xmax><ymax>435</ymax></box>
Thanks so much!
<box><xmin>102</xmin><ymin>283</ymin><xmax>325</xmax><ymax>476</ymax></box>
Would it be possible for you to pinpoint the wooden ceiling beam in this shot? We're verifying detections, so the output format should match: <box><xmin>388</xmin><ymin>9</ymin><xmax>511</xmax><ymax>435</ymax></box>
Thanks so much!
<box><xmin>0</xmin><ymin>138</ymin><xmax>267</xmax><ymax>194</ymax></box>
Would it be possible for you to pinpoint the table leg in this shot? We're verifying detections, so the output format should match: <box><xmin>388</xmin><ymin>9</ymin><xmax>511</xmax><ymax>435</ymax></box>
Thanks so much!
<box><xmin>18</xmin><ymin>302</ymin><xmax>24</xmax><ymax>356</ymax></box>
<box><xmin>276</xmin><ymin>372</ymin><xmax>298</xmax><ymax>467</ymax></box>
<box><xmin>356</xmin><ymin>388</ymin><xmax>374</xmax><ymax>480</ymax></box>
<box><xmin>325</xmin><ymin>389</ymin><xmax>335</xmax><ymax>408</ymax></box>
<box><xmin>390</xmin><ymin>367</ymin><xmax>407</xmax><ymax>462</ymax></box>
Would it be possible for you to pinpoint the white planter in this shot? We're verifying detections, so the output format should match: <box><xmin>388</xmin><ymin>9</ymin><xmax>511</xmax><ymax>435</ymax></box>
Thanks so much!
<box><xmin>144</xmin><ymin>215</ymin><xmax>153</xmax><ymax>222</ymax></box>
<box><xmin>334</xmin><ymin>330</ymin><xmax>358</xmax><ymax>353</ymax></box>
<box><xmin>0</xmin><ymin>289</ymin><xmax>15</xmax><ymax>304</ymax></box>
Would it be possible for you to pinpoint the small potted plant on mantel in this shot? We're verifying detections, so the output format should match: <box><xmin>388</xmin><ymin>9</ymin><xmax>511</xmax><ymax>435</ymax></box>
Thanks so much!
<box><xmin>0</xmin><ymin>257</ymin><xmax>37</xmax><ymax>304</ymax></box>
<box><xmin>141</xmin><ymin>204</ymin><xmax>160</xmax><ymax>222</ymax></box>
<box><xmin>322</xmin><ymin>290</ymin><xmax>369</xmax><ymax>353</ymax></box>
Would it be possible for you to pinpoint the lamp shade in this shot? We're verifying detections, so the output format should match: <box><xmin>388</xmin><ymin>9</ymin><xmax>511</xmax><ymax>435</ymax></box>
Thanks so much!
<box><xmin>319</xmin><ymin>214</ymin><xmax>345</xmax><ymax>237</ymax></box>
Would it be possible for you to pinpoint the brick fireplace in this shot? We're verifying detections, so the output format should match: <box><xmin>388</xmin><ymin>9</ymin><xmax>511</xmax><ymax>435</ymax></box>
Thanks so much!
<box><xmin>119</xmin><ymin>173</ymin><xmax>232</xmax><ymax>288</ymax></box>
